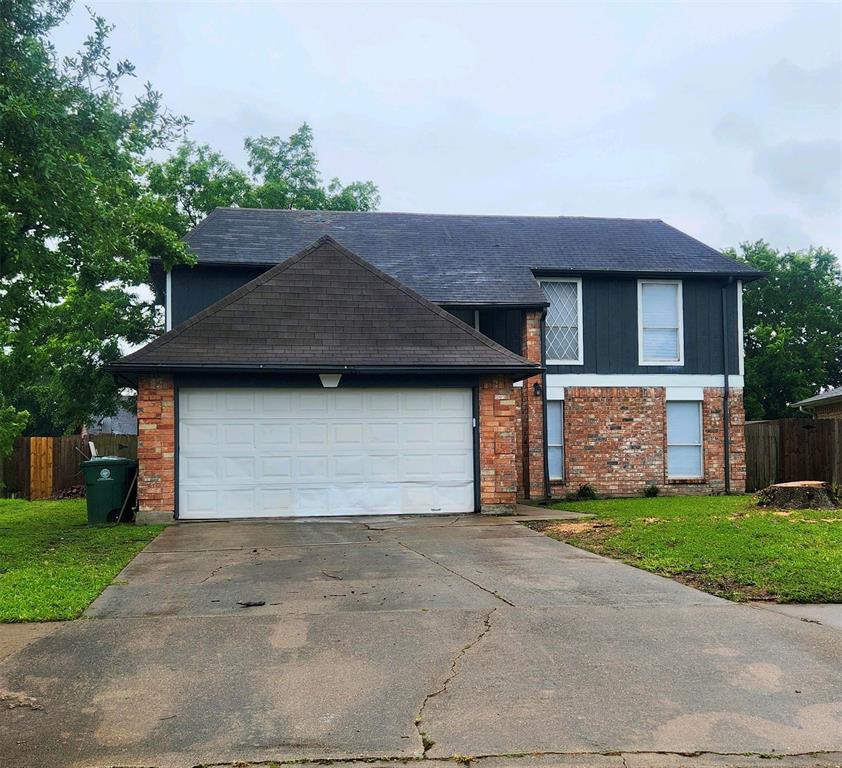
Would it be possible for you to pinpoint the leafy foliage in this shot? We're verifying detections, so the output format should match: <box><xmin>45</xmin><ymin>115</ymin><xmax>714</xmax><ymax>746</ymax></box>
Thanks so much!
<box><xmin>0</xmin><ymin>401</ymin><xmax>29</xmax><ymax>461</ymax></box>
<box><xmin>148</xmin><ymin>123</ymin><xmax>381</xmax><ymax>236</ymax></box>
<box><xmin>1</xmin><ymin>0</ymin><xmax>192</xmax><ymax>435</ymax></box>
<box><xmin>727</xmin><ymin>241</ymin><xmax>842</xmax><ymax>420</ymax></box>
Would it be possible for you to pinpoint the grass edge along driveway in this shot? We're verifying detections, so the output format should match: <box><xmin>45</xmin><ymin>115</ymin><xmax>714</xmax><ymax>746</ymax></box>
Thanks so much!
<box><xmin>0</xmin><ymin>498</ymin><xmax>163</xmax><ymax>623</ymax></box>
<box><xmin>527</xmin><ymin>494</ymin><xmax>842</xmax><ymax>603</ymax></box>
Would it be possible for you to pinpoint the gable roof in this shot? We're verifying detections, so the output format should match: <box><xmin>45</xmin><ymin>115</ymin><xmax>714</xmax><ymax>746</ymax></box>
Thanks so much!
<box><xmin>184</xmin><ymin>209</ymin><xmax>765</xmax><ymax>306</ymax></box>
<box><xmin>792</xmin><ymin>386</ymin><xmax>842</xmax><ymax>410</ymax></box>
<box><xmin>111</xmin><ymin>236</ymin><xmax>540</xmax><ymax>376</ymax></box>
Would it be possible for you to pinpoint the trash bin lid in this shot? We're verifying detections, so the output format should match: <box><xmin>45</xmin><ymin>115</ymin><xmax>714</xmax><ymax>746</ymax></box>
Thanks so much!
<box><xmin>80</xmin><ymin>456</ymin><xmax>138</xmax><ymax>467</ymax></box>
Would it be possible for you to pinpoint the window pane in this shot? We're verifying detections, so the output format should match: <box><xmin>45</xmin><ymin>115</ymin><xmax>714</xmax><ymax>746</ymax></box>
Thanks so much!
<box><xmin>642</xmin><ymin>283</ymin><xmax>678</xmax><ymax>327</ymax></box>
<box><xmin>642</xmin><ymin>329</ymin><xmax>679</xmax><ymax>361</ymax></box>
<box><xmin>667</xmin><ymin>402</ymin><xmax>701</xmax><ymax>444</ymax></box>
<box><xmin>668</xmin><ymin>446</ymin><xmax>702</xmax><ymax>478</ymax></box>
<box><xmin>542</xmin><ymin>281</ymin><xmax>579</xmax><ymax>361</ymax></box>
<box><xmin>548</xmin><ymin>447</ymin><xmax>564</xmax><ymax>479</ymax></box>
<box><xmin>547</xmin><ymin>401</ymin><xmax>563</xmax><ymax>445</ymax></box>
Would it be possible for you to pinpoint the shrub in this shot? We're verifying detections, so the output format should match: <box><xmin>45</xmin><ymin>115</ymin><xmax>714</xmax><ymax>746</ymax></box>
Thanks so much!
<box><xmin>643</xmin><ymin>484</ymin><xmax>660</xmax><ymax>498</ymax></box>
<box><xmin>567</xmin><ymin>483</ymin><xmax>598</xmax><ymax>501</ymax></box>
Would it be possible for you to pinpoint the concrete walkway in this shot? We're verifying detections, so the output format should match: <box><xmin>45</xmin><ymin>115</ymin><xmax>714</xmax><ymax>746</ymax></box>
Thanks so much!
<box><xmin>1</xmin><ymin>514</ymin><xmax>841</xmax><ymax>768</ymax></box>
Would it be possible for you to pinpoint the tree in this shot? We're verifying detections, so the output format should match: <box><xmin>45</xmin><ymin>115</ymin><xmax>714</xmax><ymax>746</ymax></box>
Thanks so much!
<box><xmin>147</xmin><ymin>123</ymin><xmax>380</xmax><ymax>232</ymax></box>
<box><xmin>145</xmin><ymin>141</ymin><xmax>251</xmax><ymax>237</ymax></box>
<box><xmin>728</xmin><ymin>241</ymin><xmax>842</xmax><ymax>420</ymax></box>
<box><xmin>0</xmin><ymin>1</ymin><xmax>192</xmax><ymax>436</ymax></box>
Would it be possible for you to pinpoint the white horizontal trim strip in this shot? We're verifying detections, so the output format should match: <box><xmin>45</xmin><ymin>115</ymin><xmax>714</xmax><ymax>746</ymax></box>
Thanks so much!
<box><xmin>666</xmin><ymin>386</ymin><xmax>704</xmax><ymax>401</ymax></box>
<box><xmin>547</xmin><ymin>373</ymin><xmax>743</xmax><ymax>390</ymax></box>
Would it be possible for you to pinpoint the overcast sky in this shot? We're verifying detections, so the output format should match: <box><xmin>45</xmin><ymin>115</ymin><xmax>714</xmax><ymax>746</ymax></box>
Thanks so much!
<box><xmin>52</xmin><ymin>1</ymin><xmax>842</xmax><ymax>256</ymax></box>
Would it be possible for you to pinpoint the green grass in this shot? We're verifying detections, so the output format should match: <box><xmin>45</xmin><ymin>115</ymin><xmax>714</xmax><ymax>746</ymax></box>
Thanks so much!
<box><xmin>0</xmin><ymin>498</ymin><xmax>163</xmax><ymax>622</ymax></box>
<box><xmin>527</xmin><ymin>495</ymin><xmax>842</xmax><ymax>603</ymax></box>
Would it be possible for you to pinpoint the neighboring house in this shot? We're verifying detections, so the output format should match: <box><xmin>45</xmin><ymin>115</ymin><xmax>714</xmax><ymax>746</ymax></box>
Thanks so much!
<box><xmin>109</xmin><ymin>210</ymin><xmax>763</xmax><ymax>523</ymax></box>
<box><xmin>792</xmin><ymin>386</ymin><xmax>842</xmax><ymax>420</ymax></box>
<box><xmin>87</xmin><ymin>406</ymin><xmax>137</xmax><ymax>435</ymax></box>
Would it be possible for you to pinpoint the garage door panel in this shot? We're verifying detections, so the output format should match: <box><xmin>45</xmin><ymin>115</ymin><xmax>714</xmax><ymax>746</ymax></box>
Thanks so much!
<box><xmin>257</xmin><ymin>423</ymin><xmax>291</xmax><ymax>448</ymax></box>
<box><xmin>223</xmin><ymin>423</ymin><xmax>255</xmax><ymax>446</ymax></box>
<box><xmin>182</xmin><ymin>456</ymin><xmax>219</xmax><ymax>481</ymax></box>
<box><xmin>295</xmin><ymin>455</ymin><xmax>329</xmax><ymax>482</ymax></box>
<box><xmin>261</xmin><ymin>456</ymin><xmax>292</xmax><ymax>480</ymax></box>
<box><xmin>178</xmin><ymin>387</ymin><xmax>474</xmax><ymax>519</ymax></box>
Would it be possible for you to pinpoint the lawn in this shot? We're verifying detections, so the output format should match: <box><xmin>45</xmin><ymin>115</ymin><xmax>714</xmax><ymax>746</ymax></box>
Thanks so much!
<box><xmin>0</xmin><ymin>499</ymin><xmax>163</xmax><ymax>622</ymax></box>
<box><xmin>527</xmin><ymin>494</ymin><xmax>842</xmax><ymax>603</ymax></box>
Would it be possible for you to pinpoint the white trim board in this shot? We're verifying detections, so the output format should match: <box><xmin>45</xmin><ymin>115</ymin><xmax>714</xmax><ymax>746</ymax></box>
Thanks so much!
<box><xmin>165</xmin><ymin>270</ymin><xmax>172</xmax><ymax>332</ymax></box>
<box><xmin>546</xmin><ymin>373</ymin><xmax>743</xmax><ymax>401</ymax></box>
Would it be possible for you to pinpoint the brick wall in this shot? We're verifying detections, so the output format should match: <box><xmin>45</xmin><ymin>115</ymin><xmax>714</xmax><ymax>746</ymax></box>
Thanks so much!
<box><xmin>519</xmin><ymin>310</ymin><xmax>545</xmax><ymax>499</ymax></box>
<box><xmin>552</xmin><ymin>386</ymin><xmax>747</xmax><ymax>497</ymax></box>
<box><xmin>479</xmin><ymin>375</ymin><xmax>518</xmax><ymax>513</ymax></box>
<box><xmin>814</xmin><ymin>402</ymin><xmax>842</xmax><ymax>420</ymax></box>
<box><xmin>136</xmin><ymin>375</ymin><xmax>175</xmax><ymax>521</ymax></box>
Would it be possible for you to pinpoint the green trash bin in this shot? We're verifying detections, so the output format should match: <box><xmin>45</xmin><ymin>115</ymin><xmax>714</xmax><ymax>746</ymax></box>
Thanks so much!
<box><xmin>80</xmin><ymin>456</ymin><xmax>138</xmax><ymax>524</ymax></box>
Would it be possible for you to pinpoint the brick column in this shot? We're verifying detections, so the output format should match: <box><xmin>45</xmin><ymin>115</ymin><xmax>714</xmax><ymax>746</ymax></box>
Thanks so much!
<box><xmin>136</xmin><ymin>375</ymin><xmax>175</xmax><ymax>524</ymax></box>
<box><xmin>520</xmin><ymin>310</ymin><xmax>545</xmax><ymax>499</ymax></box>
<box><xmin>703</xmin><ymin>387</ymin><xmax>747</xmax><ymax>495</ymax></box>
<box><xmin>479</xmin><ymin>375</ymin><xmax>518</xmax><ymax>514</ymax></box>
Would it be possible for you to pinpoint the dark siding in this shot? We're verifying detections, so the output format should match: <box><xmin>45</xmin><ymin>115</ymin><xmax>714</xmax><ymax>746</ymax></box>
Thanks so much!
<box><xmin>171</xmin><ymin>264</ymin><xmax>267</xmax><ymax>326</ymax></box>
<box><xmin>547</xmin><ymin>276</ymin><xmax>740</xmax><ymax>375</ymax></box>
<box><xmin>444</xmin><ymin>308</ymin><xmax>523</xmax><ymax>355</ymax></box>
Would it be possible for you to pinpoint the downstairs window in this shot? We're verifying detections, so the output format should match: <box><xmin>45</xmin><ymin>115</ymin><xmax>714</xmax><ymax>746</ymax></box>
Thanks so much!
<box><xmin>666</xmin><ymin>401</ymin><xmax>703</xmax><ymax>479</ymax></box>
<box><xmin>547</xmin><ymin>400</ymin><xmax>564</xmax><ymax>479</ymax></box>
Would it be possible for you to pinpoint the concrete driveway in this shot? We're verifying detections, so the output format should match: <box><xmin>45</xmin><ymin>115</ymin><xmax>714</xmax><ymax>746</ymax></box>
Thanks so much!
<box><xmin>1</xmin><ymin>515</ymin><xmax>841</xmax><ymax>768</ymax></box>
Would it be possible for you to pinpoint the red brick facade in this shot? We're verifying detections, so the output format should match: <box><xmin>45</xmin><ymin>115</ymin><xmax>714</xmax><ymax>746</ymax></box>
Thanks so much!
<box><xmin>550</xmin><ymin>386</ymin><xmax>746</xmax><ymax>497</ymax></box>
<box><xmin>518</xmin><ymin>311</ymin><xmax>546</xmax><ymax>499</ymax></box>
<box><xmin>478</xmin><ymin>375</ymin><xmax>518</xmax><ymax>513</ymax></box>
<box><xmin>136</xmin><ymin>375</ymin><xmax>176</xmax><ymax>522</ymax></box>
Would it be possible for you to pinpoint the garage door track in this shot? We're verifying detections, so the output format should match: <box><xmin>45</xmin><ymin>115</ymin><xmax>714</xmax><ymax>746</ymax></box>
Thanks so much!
<box><xmin>2</xmin><ymin>515</ymin><xmax>841</xmax><ymax>768</ymax></box>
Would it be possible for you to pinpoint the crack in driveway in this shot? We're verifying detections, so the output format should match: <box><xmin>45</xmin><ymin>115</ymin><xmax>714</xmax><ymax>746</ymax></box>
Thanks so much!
<box><xmin>397</xmin><ymin>541</ymin><xmax>515</xmax><ymax>607</ymax></box>
<box><xmin>414</xmin><ymin>606</ymin><xmax>497</xmax><ymax>758</ymax></box>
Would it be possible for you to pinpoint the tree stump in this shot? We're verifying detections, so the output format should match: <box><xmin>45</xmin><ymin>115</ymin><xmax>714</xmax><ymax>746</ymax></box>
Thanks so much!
<box><xmin>756</xmin><ymin>481</ymin><xmax>839</xmax><ymax>510</ymax></box>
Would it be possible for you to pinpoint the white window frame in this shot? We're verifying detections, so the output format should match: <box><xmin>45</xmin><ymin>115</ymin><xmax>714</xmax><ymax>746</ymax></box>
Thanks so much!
<box><xmin>637</xmin><ymin>279</ymin><xmax>684</xmax><ymax>366</ymax></box>
<box><xmin>165</xmin><ymin>269</ymin><xmax>172</xmax><ymax>332</ymax></box>
<box><xmin>541</xmin><ymin>277</ymin><xmax>584</xmax><ymax>366</ymax></box>
<box><xmin>666</xmin><ymin>400</ymin><xmax>704</xmax><ymax>480</ymax></box>
<box><xmin>547</xmin><ymin>400</ymin><xmax>565</xmax><ymax>480</ymax></box>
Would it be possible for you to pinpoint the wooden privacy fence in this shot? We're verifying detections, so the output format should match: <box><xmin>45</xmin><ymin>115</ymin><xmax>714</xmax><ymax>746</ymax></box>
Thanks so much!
<box><xmin>745</xmin><ymin>418</ymin><xmax>842</xmax><ymax>492</ymax></box>
<box><xmin>1</xmin><ymin>435</ymin><xmax>138</xmax><ymax>500</ymax></box>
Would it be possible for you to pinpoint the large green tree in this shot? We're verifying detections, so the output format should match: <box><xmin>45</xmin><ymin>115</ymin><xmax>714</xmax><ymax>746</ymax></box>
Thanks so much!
<box><xmin>729</xmin><ymin>241</ymin><xmax>842</xmax><ymax>420</ymax></box>
<box><xmin>0</xmin><ymin>0</ymin><xmax>192</xmax><ymax>439</ymax></box>
<box><xmin>147</xmin><ymin>123</ymin><xmax>380</xmax><ymax>237</ymax></box>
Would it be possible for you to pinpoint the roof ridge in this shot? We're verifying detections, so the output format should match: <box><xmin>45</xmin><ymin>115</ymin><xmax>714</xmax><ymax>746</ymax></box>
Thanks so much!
<box><xmin>209</xmin><ymin>207</ymin><xmax>664</xmax><ymax>223</ymax></box>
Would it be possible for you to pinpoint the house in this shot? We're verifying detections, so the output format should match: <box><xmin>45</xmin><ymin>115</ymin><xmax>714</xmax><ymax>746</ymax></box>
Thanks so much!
<box><xmin>109</xmin><ymin>210</ymin><xmax>764</xmax><ymax>523</ymax></box>
<box><xmin>86</xmin><ymin>405</ymin><xmax>138</xmax><ymax>436</ymax></box>
<box><xmin>792</xmin><ymin>386</ymin><xmax>842</xmax><ymax>420</ymax></box>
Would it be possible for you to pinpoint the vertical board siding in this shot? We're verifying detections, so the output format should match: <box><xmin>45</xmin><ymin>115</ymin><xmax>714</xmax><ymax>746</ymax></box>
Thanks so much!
<box><xmin>0</xmin><ymin>435</ymin><xmax>137</xmax><ymax>499</ymax></box>
<box><xmin>29</xmin><ymin>437</ymin><xmax>53</xmax><ymax>500</ymax></box>
<box><xmin>745</xmin><ymin>419</ymin><xmax>842</xmax><ymax>492</ymax></box>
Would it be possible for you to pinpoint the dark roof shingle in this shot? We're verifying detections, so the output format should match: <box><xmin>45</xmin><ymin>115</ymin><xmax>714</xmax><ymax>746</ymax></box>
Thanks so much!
<box><xmin>113</xmin><ymin>237</ymin><xmax>540</xmax><ymax>375</ymax></box>
<box><xmin>184</xmin><ymin>209</ymin><xmax>764</xmax><ymax>305</ymax></box>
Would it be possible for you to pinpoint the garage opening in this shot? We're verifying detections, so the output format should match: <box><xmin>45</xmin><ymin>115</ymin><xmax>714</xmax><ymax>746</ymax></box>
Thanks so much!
<box><xmin>177</xmin><ymin>387</ymin><xmax>475</xmax><ymax>518</ymax></box>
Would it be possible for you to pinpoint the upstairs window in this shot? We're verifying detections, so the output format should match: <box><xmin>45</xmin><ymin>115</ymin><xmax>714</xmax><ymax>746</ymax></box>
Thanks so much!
<box><xmin>638</xmin><ymin>280</ymin><xmax>684</xmax><ymax>365</ymax></box>
<box><xmin>541</xmin><ymin>278</ymin><xmax>583</xmax><ymax>364</ymax></box>
<box><xmin>667</xmin><ymin>401</ymin><xmax>703</xmax><ymax>478</ymax></box>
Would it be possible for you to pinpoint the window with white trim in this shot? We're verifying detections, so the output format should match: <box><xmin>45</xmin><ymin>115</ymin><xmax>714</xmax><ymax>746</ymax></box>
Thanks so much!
<box><xmin>638</xmin><ymin>280</ymin><xmax>683</xmax><ymax>365</ymax></box>
<box><xmin>541</xmin><ymin>279</ymin><xmax>583</xmax><ymax>364</ymax></box>
<box><xmin>666</xmin><ymin>401</ymin><xmax>703</xmax><ymax>478</ymax></box>
<box><xmin>547</xmin><ymin>400</ymin><xmax>564</xmax><ymax>479</ymax></box>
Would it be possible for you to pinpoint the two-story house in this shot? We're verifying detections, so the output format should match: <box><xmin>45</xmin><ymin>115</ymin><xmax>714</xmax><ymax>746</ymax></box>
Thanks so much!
<box><xmin>109</xmin><ymin>210</ymin><xmax>763</xmax><ymax>522</ymax></box>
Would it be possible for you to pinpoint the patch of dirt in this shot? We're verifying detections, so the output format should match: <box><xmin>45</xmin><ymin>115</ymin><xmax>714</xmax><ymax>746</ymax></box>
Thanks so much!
<box><xmin>670</xmin><ymin>571</ymin><xmax>777</xmax><ymax>602</ymax></box>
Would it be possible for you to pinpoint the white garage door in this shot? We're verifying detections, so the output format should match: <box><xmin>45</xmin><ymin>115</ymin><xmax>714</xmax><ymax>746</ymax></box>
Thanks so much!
<box><xmin>177</xmin><ymin>387</ymin><xmax>475</xmax><ymax>519</ymax></box>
